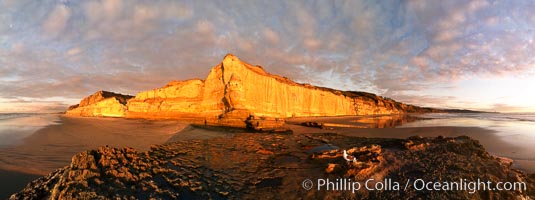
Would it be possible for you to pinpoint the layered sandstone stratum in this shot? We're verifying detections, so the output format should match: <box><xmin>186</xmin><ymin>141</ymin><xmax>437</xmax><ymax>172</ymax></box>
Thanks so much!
<box><xmin>66</xmin><ymin>54</ymin><xmax>435</xmax><ymax>127</ymax></box>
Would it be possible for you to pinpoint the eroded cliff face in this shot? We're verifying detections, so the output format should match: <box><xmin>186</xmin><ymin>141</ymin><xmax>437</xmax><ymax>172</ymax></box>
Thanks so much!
<box><xmin>66</xmin><ymin>91</ymin><xmax>133</xmax><ymax>117</ymax></box>
<box><xmin>126</xmin><ymin>79</ymin><xmax>206</xmax><ymax>119</ymax></box>
<box><xmin>212</xmin><ymin>54</ymin><xmax>413</xmax><ymax>117</ymax></box>
<box><xmin>67</xmin><ymin>54</ymin><xmax>432</xmax><ymax>126</ymax></box>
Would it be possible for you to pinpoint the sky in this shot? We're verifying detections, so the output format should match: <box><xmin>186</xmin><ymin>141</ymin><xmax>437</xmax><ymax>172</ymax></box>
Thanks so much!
<box><xmin>0</xmin><ymin>0</ymin><xmax>534</xmax><ymax>113</ymax></box>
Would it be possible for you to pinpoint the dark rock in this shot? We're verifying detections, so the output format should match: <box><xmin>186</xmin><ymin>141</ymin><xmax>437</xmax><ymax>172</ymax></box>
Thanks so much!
<box><xmin>300</xmin><ymin>121</ymin><xmax>325</xmax><ymax>129</ymax></box>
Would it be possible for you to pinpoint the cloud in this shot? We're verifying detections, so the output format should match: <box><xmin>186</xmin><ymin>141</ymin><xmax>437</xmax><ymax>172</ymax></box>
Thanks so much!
<box><xmin>42</xmin><ymin>4</ymin><xmax>71</xmax><ymax>37</ymax></box>
<box><xmin>66</xmin><ymin>47</ymin><xmax>82</xmax><ymax>56</ymax></box>
<box><xmin>196</xmin><ymin>20</ymin><xmax>215</xmax><ymax>35</ymax></box>
<box><xmin>0</xmin><ymin>97</ymin><xmax>73</xmax><ymax>113</ymax></box>
<box><xmin>482</xmin><ymin>103</ymin><xmax>530</xmax><ymax>113</ymax></box>
<box><xmin>1</xmin><ymin>0</ymin><xmax>534</xmax><ymax>112</ymax></box>
<box><xmin>263</xmin><ymin>28</ymin><xmax>280</xmax><ymax>44</ymax></box>
<box><xmin>80</xmin><ymin>0</ymin><xmax>193</xmax><ymax>41</ymax></box>
<box><xmin>389</xmin><ymin>94</ymin><xmax>459</xmax><ymax>109</ymax></box>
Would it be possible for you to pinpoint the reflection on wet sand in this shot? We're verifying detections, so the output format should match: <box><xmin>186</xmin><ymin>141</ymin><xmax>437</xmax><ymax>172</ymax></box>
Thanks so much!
<box><xmin>289</xmin><ymin>114</ymin><xmax>424</xmax><ymax>129</ymax></box>
<box><xmin>0</xmin><ymin>116</ymin><xmax>190</xmax><ymax>175</ymax></box>
<box><xmin>351</xmin><ymin>115</ymin><xmax>423</xmax><ymax>128</ymax></box>
<box><xmin>287</xmin><ymin>114</ymin><xmax>535</xmax><ymax>173</ymax></box>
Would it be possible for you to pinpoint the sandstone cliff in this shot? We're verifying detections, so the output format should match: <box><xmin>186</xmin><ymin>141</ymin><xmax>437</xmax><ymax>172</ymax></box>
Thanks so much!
<box><xmin>66</xmin><ymin>91</ymin><xmax>133</xmax><ymax>117</ymax></box>
<box><xmin>126</xmin><ymin>79</ymin><xmax>206</xmax><ymax>119</ymax></box>
<box><xmin>67</xmin><ymin>54</ymin><xmax>435</xmax><ymax>126</ymax></box>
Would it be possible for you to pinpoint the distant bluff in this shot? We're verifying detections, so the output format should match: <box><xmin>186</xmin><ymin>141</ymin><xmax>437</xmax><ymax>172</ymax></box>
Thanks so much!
<box><xmin>66</xmin><ymin>54</ymin><xmax>437</xmax><ymax>127</ymax></box>
<box><xmin>66</xmin><ymin>91</ymin><xmax>133</xmax><ymax>117</ymax></box>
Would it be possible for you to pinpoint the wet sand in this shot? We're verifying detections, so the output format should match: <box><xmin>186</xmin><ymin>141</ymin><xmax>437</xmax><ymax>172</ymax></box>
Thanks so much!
<box><xmin>10</xmin><ymin>114</ymin><xmax>528</xmax><ymax>175</ymax></box>
<box><xmin>287</xmin><ymin>115</ymin><xmax>535</xmax><ymax>173</ymax></box>
<box><xmin>0</xmin><ymin>169</ymin><xmax>41</xmax><ymax>199</ymax></box>
<box><xmin>0</xmin><ymin>116</ymin><xmax>193</xmax><ymax>196</ymax></box>
<box><xmin>3</xmin><ymin>114</ymin><xmax>534</xmax><ymax>197</ymax></box>
<box><xmin>0</xmin><ymin>116</ymin><xmax>190</xmax><ymax>175</ymax></box>
<box><xmin>0</xmin><ymin>116</ymin><xmax>240</xmax><ymax>197</ymax></box>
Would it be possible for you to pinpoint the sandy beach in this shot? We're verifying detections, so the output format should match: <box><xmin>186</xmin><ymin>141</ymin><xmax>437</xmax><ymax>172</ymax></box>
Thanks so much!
<box><xmin>0</xmin><ymin>116</ymin><xmax>187</xmax><ymax>197</ymax></box>
<box><xmin>3</xmin><ymin>114</ymin><xmax>527</xmax><ymax>176</ymax></box>
<box><xmin>3</xmin><ymin>114</ymin><xmax>535</xmax><ymax>198</ymax></box>
<box><xmin>0</xmin><ymin>116</ymin><xmax>192</xmax><ymax>175</ymax></box>
<box><xmin>9</xmin><ymin>118</ymin><xmax>535</xmax><ymax>199</ymax></box>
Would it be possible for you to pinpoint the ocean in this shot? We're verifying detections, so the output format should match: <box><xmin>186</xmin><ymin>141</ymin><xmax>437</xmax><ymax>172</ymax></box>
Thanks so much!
<box><xmin>400</xmin><ymin>112</ymin><xmax>535</xmax><ymax>172</ymax></box>
<box><xmin>407</xmin><ymin>112</ymin><xmax>535</xmax><ymax>123</ymax></box>
<box><xmin>401</xmin><ymin>112</ymin><xmax>535</xmax><ymax>151</ymax></box>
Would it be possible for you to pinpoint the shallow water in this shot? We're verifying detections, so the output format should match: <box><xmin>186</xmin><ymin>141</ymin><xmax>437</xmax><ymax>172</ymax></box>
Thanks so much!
<box><xmin>292</xmin><ymin>113</ymin><xmax>535</xmax><ymax>172</ymax></box>
<box><xmin>0</xmin><ymin>113</ymin><xmax>60</xmax><ymax>147</ymax></box>
<box><xmin>401</xmin><ymin>113</ymin><xmax>535</xmax><ymax>154</ymax></box>
<box><xmin>400</xmin><ymin>113</ymin><xmax>535</xmax><ymax>172</ymax></box>
<box><xmin>0</xmin><ymin>114</ymin><xmax>189</xmax><ymax>196</ymax></box>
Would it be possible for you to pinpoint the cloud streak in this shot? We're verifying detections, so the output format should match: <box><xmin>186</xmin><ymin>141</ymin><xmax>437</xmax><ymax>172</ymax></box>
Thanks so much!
<box><xmin>0</xmin><ymin>0</ymin><xmax>534</xmax><ymax>112</ymax></box>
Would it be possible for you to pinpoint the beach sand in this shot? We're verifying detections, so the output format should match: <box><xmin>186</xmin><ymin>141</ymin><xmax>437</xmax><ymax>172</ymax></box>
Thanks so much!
<box><xmin>3</xmin><ymin>115</ymin><xmax>534</xmax><ymax>197</ymax></box>
<box><xmin>0</xmin><ymin>115</ymin><xmax>244</xmax><ymax>197</ymax></box>
<box><xmin>0</xmin><ymin>116</ymin><xmax>193</xmax><ymax>175</ymax></box>
<box><xmin>7</xmin><ymin>115</ymin><xmax>530</xmax><ymax>175</ymax></box>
